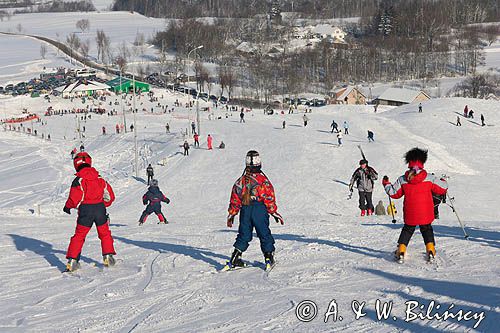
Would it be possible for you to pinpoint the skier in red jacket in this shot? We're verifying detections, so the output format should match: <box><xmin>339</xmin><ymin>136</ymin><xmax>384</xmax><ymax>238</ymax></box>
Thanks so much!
<box><xmin>224</xmin><ymin>150</ymin><xmax>284</xmax><ymax>271</ymax></box>
<box><xmin>382</xmin><ymin>148</ymin><xmax>448</xmax><ymax>262</ymax></box>
<box><xmin>63</xmin><ymin>152</ymin><xmax>116</xmax><ymax>272</ymax></box>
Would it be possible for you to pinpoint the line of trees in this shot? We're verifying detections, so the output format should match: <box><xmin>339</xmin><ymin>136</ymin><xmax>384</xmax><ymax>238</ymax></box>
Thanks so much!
<box><xmin>112</xmin><ymin>0</ymin><xmax>499</xmax><ymax>22</ymax></box>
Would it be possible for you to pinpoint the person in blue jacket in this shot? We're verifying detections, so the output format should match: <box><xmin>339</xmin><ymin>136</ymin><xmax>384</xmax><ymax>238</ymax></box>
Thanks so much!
<box><xmin>138</xmin><ymin>179</ymin><xmax>170</xmax><ymax>225</ymax></box>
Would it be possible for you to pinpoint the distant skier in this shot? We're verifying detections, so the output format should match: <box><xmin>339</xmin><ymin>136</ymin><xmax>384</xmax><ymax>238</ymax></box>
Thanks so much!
<box><xmin>183</xmin><ymin>140</ymin><xmax>190</xmax><ymax>156</ymax></box>
<box><xmin>193</xmin><ymin>133</ymin><xmax>200</xmax><ymax>148</ymax></box>
<box><xmin>224</xmin><ymin>150</ymin><xmax>284</xmax><ymax>271</ymax></box>
<box><xmin>191</xmin><ymin>121</ymin><xmax>196</xmax><ymax>134</ymax></box>
<box><xmin>382</xmin><ymin>147</ymin><xmax>448</xmax><ymax>263</ymax></box>
<box><xmin>102</xmin><ymin>126</ymin><xmax>106</xmax><ymax>135</ymax></box>
<box><xmin>418</xmin><ymin>103</ymin><xmax>423</xmax><ymax>113</ymax></box>
<box><xmin>456</xmin><ymin>116</ymin><xmax>461</xmax><ymax>126</ymax></box>
<box><xmin>80</xmin><ymin>144</ymin><xmax>85</xmax><ymax>152</ymax></box>
<box><xmin>138</xmin><ymin>179</ymin><xmax>170</xmax><ymax>225</ymax></box>
<box><xmin>468</xmin><ymin>110</ymin><xmax>474</xmax><ymax>119</ymax></box>
<box><xmin>375</xmin><ymin>200</ymin><xmax>386</xmax><ymax>216</ymax></box>
<box><xmin>303</xmin><ymin>114</ymin><xmax>309</xmax><ymax>127</ymax></box>
<box><xmin>70</xmin><ymin>148</ymin><xmax>77</xmax><ymax>159</ymax></box>
<box><xmin>282</xmin><ymin>120</ymin><xmax>286</xmax><ymax>129</ymax></box>
<box><xmin>481</xmin><ymin>114</ymin><xmax>485</xmax><ymax>127</ymax></box>
<box><xmin>219</xmin><ymin>141</ymin><xmax>226</xmax><ymax>149</ymax></box>
<box><xmin>331</xmin><ymin>120</ymin><xmax>338</xmax><ymax>133</ymax></box>
<box><xmin>343</xmin><ymin>121</ymin><xmax>349</xmax><ymax>135</ymax></box>
<box><xmin>116</xmin><ymin>124</ymin><xmax>120</xmax><ymax>134</ymax></box>
<box><xmin>166</xmin><ymin>123</ymin><xmax>170</xmax><ymax>133</ymax></box>
<box><xmin>146</xmin><ymin>164</ymin><xmax>154</xmax><ymax>185</ymax></box>
<box><xmin>367</xmin><ymin>130</ymin><xmax>375</xmax><ymax>142</ymax></box>
<box><xmin>337</xmin><ymin>131</ymin><xmax>343</xmax><ymax>146</ymax></box>
<box><xmin>463</xmin><ymin>105</ymin><xmax>468</xmax><ymax>118</ymax></box>
<box><xmin>349</xmin><ymin>159</ymin><xmax>378</xmax><ymax>216</ymax></box>
<box><xmin>63</xmin><ymin>152</ymin><xmax>116</xmax><ymax>272</ymax></box>
<box><xmin>207</xmin><ymin>134</ymin><xmax>213</xmax><ymax>150</ymax></box>
<box><xmin>240</xmin><ymin>110</ymin><xmax>245</xmax><ymax>123</ymax></box>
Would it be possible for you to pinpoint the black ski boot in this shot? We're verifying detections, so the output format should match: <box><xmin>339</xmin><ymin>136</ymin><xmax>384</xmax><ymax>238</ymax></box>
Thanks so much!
<box><xmin>65</xmin><ymin>258</ymin><xmax>80</xmax><ymax>272</ymax></box>
<box><xmin>264</xmin><ymin>252</ymin><xmax>275</xmax><ymax>271</ymax></box>
<box><xmin>103</xmin><ymin>254</ymin><xmax>116</xmax><ymax>267</ymax></box>
<box><xmin>222</xmin><ymin>248</ymin><xmax>246</xmax><ymax>271</ymax></box>
<box><xmin>230</xmin><ymin>248</ymin><xmax>245</xmax><ymax>268</ymax></box>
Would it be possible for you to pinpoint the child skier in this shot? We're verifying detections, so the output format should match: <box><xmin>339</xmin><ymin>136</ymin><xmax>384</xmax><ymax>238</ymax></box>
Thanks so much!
<box><xmin>224</xmin><ymin>150</ymin><xmax>284</xmax><ymax>271</ymax></box>
<box><xmin>382</xmin><ymin>148</ymin><xmax>448</xmax><ymax>263</ymax></box>
<box><xmin>63</xmin><ymin>152</ymin><xmax>116</xmax><ymax>272</ymax></box>
<box><xmin>138</xmin><ymin>179</ymin><xmax>170</xmax><ymax>225</ymax></box>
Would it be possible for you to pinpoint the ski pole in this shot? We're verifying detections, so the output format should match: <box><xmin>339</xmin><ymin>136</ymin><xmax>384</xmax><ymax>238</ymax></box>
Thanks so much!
<box><xmin>387</xmin><ymin>195</ymin><xmax>396</xmax><ymax>224</ymax></box>
<box><xmin>446</xmin><ymin>193</ymin><xmax>469</xmax><ymax>239</ymax></box>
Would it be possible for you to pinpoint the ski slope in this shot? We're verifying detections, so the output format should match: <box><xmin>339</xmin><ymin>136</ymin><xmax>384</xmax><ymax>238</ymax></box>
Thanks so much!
<box><xmin>0</xmin><ymin>92</ymin><xmax>499</xmax><ymax>332</ymax></box>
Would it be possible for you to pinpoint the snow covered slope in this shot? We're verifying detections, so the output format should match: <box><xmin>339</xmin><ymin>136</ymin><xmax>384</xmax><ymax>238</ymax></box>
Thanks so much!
<box><xmin>0</xmin><ymin>93</ymin><xmax>499</xmax><ymax>332</ymax></box>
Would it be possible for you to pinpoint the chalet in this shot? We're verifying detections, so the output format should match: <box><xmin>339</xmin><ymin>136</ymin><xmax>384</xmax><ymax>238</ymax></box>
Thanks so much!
<box><xmin>374</xmin><ymin>88</ymin><xmax>430</xmax><ymax>106</ymax></box>
<box><xmin>330</xmin><ymin>86</ymin><xmax>366</xmax><ymax>105</ymax></box>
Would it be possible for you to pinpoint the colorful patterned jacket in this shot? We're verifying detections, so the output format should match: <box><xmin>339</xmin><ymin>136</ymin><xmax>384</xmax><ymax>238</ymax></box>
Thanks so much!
<box><xmin>228</xmin><ymin>172</ymin><xmax>277</xmax><ymax>215</ymax></box>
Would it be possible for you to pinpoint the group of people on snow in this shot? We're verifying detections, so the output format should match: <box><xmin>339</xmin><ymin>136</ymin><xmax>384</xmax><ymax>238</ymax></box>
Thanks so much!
<box><xmin>62</xmin><ymin>142</ymin><xmax>447</xmax><ymax>272</ymax></box>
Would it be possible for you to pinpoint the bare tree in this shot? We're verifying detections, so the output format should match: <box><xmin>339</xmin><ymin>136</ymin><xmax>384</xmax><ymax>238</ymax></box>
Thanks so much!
<box><xmin>483</xmin><ymin>25</ymin><xmax>500</xmax><ymax>46</ymax></box>
<box><xmin>115</xmin><ymin>41</ymin><xmax>131</xmax><ymax>73</ymax></box>
<box><xmin>95</xmin><ymin>30</ymin><xmax>110</xmax><ymax>64</ymax></box>
<box><xmin>40</xmin><ymin>44</ymin><xmax>48</xmax><ymax>59</ymax></box>
<box><xmin>76</xmin><ymin>19</ymin><xmax>90</xmax><ymax>33</ymax></box>
<box><xmin>80</xmin><ymin>39</ymin><xmax>90</xmax><ymax>59</ymax></box>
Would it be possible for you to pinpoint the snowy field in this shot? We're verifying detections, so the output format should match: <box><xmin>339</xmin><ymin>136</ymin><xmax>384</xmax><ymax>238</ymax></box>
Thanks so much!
<box><xmin>0</xmin><ymin>34</ymin><xmax>77</xmax><ymax>85</ymax></box>
<box><xmin>0</xmin><ymin>11</ymin><xmax>167</xmax><ymax>66</ymax></box>
<box><xmin>0</xmin><ymin>90</ymin><xmax>499</xmax><ymax>332</ymax></box>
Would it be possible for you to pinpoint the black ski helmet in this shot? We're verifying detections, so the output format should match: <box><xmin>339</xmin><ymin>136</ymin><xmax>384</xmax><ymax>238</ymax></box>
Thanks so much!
<box><xmin>246</xmin><ymin>150</ymin><xmax>261</xmax><ymax>172</ymax></box>
<box><xmin>359</xmin><ymin>159</ymin><xmax>368</xmax><ymax>165</ymax></box>
<box><xmin>151</xmin><ymin>179</ymin><xmax>159</xmax><ymax>187</ymax></box>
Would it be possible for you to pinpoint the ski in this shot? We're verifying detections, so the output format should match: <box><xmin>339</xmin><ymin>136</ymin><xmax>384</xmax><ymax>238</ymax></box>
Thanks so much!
<box><xmin>265</xmin><ymin>261</ymin><xmax>276</xmax><ymax>273</ymax></box>
<box><xmin>220</xmin><ymin>261</ymin><xmax>250</xmax><ymax>272</ymax></box>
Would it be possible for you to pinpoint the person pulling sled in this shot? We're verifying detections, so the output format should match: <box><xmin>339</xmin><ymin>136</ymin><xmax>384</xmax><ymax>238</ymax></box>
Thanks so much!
<box><xmin>224</xmin><ymin>150</ymin><xmax>284</xmax><ymax>271</ymax></box>
<box><xmin>138</xmin><ymin>179</ymin><xmax>170</xmax><ymax>225</ymax></box>
<box><xmin>63</xmin><ymin>152</ymin><xmax>116</xmax><ymax>272</ymax></box>
<box><xmin>382</xmin><ymin>148</ymin><xmax>448</xmax><ymax>263</ymax></box>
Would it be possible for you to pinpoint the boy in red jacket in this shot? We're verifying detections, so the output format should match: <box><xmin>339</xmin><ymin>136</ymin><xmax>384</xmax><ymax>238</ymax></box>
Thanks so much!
<box><xmin>382</xmin><ymin>148</ymin><xmax>448</xmax><ymax>262</ymax></box>
<box><xmin>63</xmin><ymin>152</ymin><xmax>116</xmax><ymax>272</ymax></box>
<box><xmin>225</xmin><ymin>150</ymin><xmax>284</xmax><ymax>271</ymax></box>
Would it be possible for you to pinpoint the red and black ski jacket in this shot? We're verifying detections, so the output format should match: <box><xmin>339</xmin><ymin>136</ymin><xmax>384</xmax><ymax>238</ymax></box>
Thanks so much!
<box><xmin>143</xmin><ymin>186</ymin><xmax>169</xmax><ymax>209</ymax></box>
<box><xmin>64</xmin><ymin>167</ymin><xmax>115</xmax><ymax>210</ymax></box>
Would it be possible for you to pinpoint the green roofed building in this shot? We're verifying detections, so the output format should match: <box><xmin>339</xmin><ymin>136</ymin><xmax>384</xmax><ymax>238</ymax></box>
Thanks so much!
<box><xmin>106</xmin><ymin>77</ymin><xmax>150</xmax><ymax>93</ymax></box>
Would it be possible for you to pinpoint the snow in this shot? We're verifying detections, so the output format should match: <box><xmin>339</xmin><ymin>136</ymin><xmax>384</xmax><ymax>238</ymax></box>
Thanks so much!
<box><xmin>0</xmin><ymin>11</ymin><xmax>168</xmax><ymax>68</ymax></box>
<box><xmin>0</xmin><ymin>90</ymin><xmax>499</xmax><ymax>332</ymax></box>
<box><xmin>0</xmin><ymin>34</ymin><xmax>77</xmax><ymax>85</ymax></box>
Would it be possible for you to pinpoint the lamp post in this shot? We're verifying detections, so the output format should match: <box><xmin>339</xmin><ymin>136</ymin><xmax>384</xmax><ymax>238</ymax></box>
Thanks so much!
<box><xmin>133</xmin><ymin>74</ymin><xmax>138</xmax><ymax>178</ymax></box>
<box><xmin>120</xmin><ymin>71</ymin><xmax>127</xmax><ymax>133</ymax></box>
<box><xmin>187</xmin><ymin>45</ymin><xmax>203</xmax><ymax>134</ymax></box>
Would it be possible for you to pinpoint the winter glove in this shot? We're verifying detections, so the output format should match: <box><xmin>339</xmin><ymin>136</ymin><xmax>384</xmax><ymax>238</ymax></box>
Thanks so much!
<box><xmin>271</xmin><ymin>212</ymin><xmax>284</xmax><ymax>225</ymax></box>
<box><xmin>382</xmin><ymin>176</ymin><xmax>391</xmax><ymax>187</ymax></box>
<box><xmin>166</xmin><ymin>198</ymin><xmax>170</xmax><ymax>204</ymax></box>
<box><xmin>63</xmin><ymin>206</ymin><xmax>71</xmax><ymax>215</ymax></box>
<box><xmin>227</xmin><ymin>214</ymin><xmax>235</xmax><ymax>228</ymax></box>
